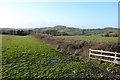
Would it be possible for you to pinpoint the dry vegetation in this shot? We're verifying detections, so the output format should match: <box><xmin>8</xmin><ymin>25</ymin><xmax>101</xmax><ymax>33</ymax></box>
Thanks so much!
<box><xmin>32</xmin><ymin>33</ymin><xmax>120</xmax><ymax>58</ymax></box>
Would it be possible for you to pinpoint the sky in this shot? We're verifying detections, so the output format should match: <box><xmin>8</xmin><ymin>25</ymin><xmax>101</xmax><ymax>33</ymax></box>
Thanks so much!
<box><xmin>0</xmin><ymin>2</ymin><xmax>118</xmax><ymax>29</ymax></box>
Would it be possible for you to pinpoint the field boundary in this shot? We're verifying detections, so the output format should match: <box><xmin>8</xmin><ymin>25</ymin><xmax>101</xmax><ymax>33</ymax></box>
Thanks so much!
<box><xmin>89</xmin><ymin>49</ymin><xmax>120</xmax><ymax>65</ymax></box>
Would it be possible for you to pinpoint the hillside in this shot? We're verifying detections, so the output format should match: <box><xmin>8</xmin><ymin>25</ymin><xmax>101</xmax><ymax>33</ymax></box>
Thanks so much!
<box><xmin>33</xmin><ymin>26</ymin><xmax>119</xmax><ymax>36</ymax></box>
<box><xmin>33</xmin><ymin>25</ymin><xmax>81</xmax><ymax>36</ymax></box>
<box><xmin>81</xmin><ymin>27</ymin><xmax>119</xmax><ymax>36</ymax></box>
<box><xmin>0</xmin><ymin>26</ymin><xmax>119</xmax><ymax>36</ymax></box>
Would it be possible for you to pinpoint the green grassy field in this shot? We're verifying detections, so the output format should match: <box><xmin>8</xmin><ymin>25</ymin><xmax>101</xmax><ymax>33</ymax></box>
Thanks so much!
<box><xmin>57</xmin><ymin>35</ymin><xmax>118</xmax><ymax>42</ymax></box>
<box><xmin>2</xmin><ymin>35</ymin><xmax>120</xmax><ymax>79</ymax></box>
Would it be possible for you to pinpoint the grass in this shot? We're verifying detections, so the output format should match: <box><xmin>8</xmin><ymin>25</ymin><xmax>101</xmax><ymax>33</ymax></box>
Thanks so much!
<box><xmin>2</xmin><ymin>35</ymin><xmax>120</xmax><ymax>79</ymax></box>
<box><xmin>2</xmin><ymin>35</ymin><xmax>90</xmax><ymax>79</ymax></box>
<box><xmin>57</xmin><ymin>35</ymin><xmax>118</xmax><ymax>42</ymax></box>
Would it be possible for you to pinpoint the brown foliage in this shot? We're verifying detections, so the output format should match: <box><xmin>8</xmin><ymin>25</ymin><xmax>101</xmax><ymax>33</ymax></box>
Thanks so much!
<box><xmin>31</xmin><ymin>33</ymin><xmax>120</xmax><ymax>58</ymax></box>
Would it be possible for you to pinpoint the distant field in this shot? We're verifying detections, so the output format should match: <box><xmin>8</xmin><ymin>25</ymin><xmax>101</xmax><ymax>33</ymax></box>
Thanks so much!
<box><xmin>57</xmin><ymin>36</ymin><xmax>118</xmax><ymax>42</ymax></box>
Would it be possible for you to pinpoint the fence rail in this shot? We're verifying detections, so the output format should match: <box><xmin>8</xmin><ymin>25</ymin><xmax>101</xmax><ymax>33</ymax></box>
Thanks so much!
<box><xmin>89</xmin><ymin>49</ymin><xmax>120</xmax><ymax>65</ymax></box>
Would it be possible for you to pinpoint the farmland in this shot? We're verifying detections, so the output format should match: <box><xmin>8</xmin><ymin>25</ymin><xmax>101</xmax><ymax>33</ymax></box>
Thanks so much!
<box><xmin>2</xmin><ymin>35</ymin><xmax>120</xmax><ymax>79</ymax></box>
<box><xmin>57</xmin><ymin>35</ymin><xmax>118</xmax><ymax>42</ymax></box>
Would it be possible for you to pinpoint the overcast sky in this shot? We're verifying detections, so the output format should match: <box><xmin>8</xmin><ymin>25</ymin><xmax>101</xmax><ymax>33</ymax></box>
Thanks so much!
<box><xmin>0</xmin><ymin>2</ymin><xmax>118</xmax><ymax>29</ymax></box>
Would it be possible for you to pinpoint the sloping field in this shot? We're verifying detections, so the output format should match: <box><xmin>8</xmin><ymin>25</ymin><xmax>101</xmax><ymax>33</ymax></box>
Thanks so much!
<box><xmin>2</xmin><ymin>35</ymin><xmax>120</xmax><ymax>79</ymax></box>
<box><xmin>57</xmin><ymin>36</ymin><xmax>118</xmax><ymax>42</ymax></box>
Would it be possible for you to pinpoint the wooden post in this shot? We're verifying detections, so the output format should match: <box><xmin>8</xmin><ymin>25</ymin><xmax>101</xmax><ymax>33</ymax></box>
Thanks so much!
<box><xmin>100</xmin><ymin>50</ymin><xmax>103</xmax><ymax>59</ymax></box>
<box><xmin>114</xmin><ymin>52</ymin><xmax>117</xmax><ymax>64</ymax></box>
<box><xmin>89</xmin><ymin>48</ymin><xmax>91</xmax><ymax>59</ymax></box>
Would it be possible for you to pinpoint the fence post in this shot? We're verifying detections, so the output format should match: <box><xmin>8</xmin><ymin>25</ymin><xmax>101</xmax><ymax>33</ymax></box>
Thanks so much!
<box><xmin>114</xmin><ymin>52</ymin><xmax>117</xmax><ymax>64</ymax></box>
<box><xmin>100</xmin><ymin>50</ymin><xmax>103</xmax><ymax>59</ymax></box>
<box><xmin>89</xmin><ymin>48</ymin><xmax>91</xmax><ymax>59</ymax></box>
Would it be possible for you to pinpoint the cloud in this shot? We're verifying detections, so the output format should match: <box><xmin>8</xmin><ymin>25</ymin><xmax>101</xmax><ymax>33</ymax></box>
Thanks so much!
<box><xmin>0</xmin><ymin>7</ymin><xmax>23</xmax><ymax>28</ymax></box>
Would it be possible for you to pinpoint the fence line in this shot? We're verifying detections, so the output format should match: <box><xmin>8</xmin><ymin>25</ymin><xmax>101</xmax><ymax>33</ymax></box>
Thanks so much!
<box><xmin>89</xmin><ymin>48</ymin><xmax>120</xmax><ymax>65</ymax></box>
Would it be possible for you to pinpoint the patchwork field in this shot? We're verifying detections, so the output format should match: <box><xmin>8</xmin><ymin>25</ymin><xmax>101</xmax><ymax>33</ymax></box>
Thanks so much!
<box><xmin>57</xmin><ymin>36</ymin><xmax>118</xmax><ymax>42</ymax></box>
<box><xmin>1</xmin><ymin>35</ymin><xmax>120</xmax><ymax>79</ymax></box>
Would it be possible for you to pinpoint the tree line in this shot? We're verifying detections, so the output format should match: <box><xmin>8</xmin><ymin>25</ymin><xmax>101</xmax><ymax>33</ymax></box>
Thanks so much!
<box><xmin>0</xmin><ymin>29</ymin><xmax>33</xmax><ymax>36</ymax></box>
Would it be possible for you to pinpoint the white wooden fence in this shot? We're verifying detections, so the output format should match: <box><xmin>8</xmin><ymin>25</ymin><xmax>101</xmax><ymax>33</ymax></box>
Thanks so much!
<box><xmin>89</xmin><ymin>49</ymin><xmax>120</xmax><ymax>65</ymax></box>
